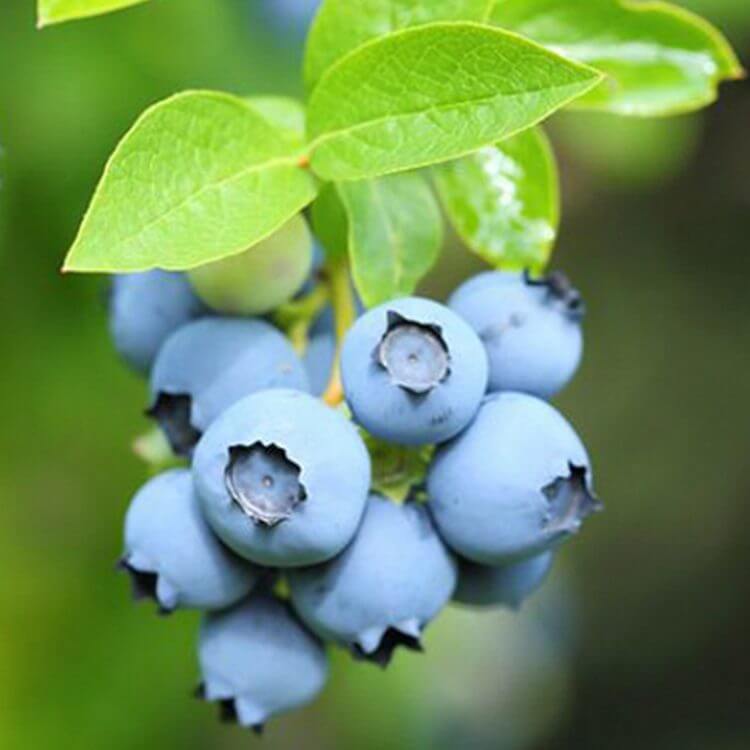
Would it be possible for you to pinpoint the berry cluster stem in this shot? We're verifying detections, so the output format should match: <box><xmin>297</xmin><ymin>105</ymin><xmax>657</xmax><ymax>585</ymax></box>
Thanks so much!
<box><xmin>273</xmin><ymin>283</ymin><xmax>329</xmax><ymax>355</ymax></box>
<box><xmin>322</xmin><ymin>257</ymin><xmax>356</xmax><ymax>407</ymax></box>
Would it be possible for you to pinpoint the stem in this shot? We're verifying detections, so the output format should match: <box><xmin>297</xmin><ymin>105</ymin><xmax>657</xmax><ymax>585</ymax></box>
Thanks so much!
<box><xmin>273</xmin><ymin>283</ymin><xmax>329</xmax><ymax>356</ymax></box>
<box><xmin>322</xmin><ymin>257</ymin><xmax>356</xmax><ymax>407</ymax></box>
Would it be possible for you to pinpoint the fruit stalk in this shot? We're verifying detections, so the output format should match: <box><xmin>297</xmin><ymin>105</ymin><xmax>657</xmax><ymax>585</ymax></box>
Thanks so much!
<box><xmin>273</xmin><ymin>283</ymin><xmax>330</xmax><ymax>355</ymax></box>
<box><xmin>322</xmin><ymin>257</ymin><xmax>356</xmax><ymax>406</ymax></box>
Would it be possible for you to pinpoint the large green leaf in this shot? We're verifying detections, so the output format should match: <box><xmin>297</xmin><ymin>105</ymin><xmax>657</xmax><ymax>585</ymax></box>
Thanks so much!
<box><xmin>337</xmin><ymin>173</ymin><xmax>444</xmax><ymax>307</ymax></box>
<box><xmin>304</xmin><ymin>0</ymin><xmax>495</xmax><ymax>89</ymax></box>
<box><xmin>434</xmin><ymin>127</ymin><xmax>559</xmax><ymax>272</ymax></box>
<box><xmin>63</xmin><ymin>91</ymin><xmax>318</xmax><ymax>273</ymax></box>
<box><xmin>307</xmin><ymin>23</ymin><xmax>602</xmax><ymax>182</ymax></box>
<box><xmin>245</xmin><ymin>96</ymin><xmax>306</xmax><ymax>147</ymax></box>
<box><xmin>37</xmin><ymin>0</ymin><xmax>148</xmax><ymax>27</ymax></box>
<box><xmin>491</xmin><ymin>0</ymin><xmax>744</xmax><ymax>116</ymax></box>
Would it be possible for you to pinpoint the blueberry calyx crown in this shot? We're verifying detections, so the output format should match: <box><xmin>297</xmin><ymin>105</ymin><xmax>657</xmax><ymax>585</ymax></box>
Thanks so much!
<box><xmin>224</xmin><ymin>442</ymin><xmax>307</xmax><ymax>528</ymax></box>
<box><xmin>351</xmin><ymin>625</ymin><xmax>424</xmax><ymax>669</ymax></box>
<box><xmin>146</xmin><ymin>392</ymin><xmax>201</xmax><ymax>457</ymax></box>
<box><xmin>375</xmin><ymin>311</ymin><xmax>451</xmax><ymax>395</ymax></box>
<box><xmin>524</xmin><ymin>270</ymin><xmax>585</xmax><ymax>321</ymax></box>
<box><xmin>194</xmin><ymin>683</ymin><xmax>264</xmax><ymax>735</ymax></box>
<box><xmin>117</xmin><ymin>558</ymin><xmax>174</xmax><ymax>616</ymax></box>
<box><xmin>542</xmin><ymin>464</ymin><xmax>603</xmax><ymax>535</ymax></box>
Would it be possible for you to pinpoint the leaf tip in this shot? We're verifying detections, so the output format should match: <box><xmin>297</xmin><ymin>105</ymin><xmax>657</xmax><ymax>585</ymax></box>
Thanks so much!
<box><xmin>61</xmin><ymin>246</ymin><xmax>83</xmax><ymax>274</ymax></box>
<box><xmin>729</xmin><ymin>62</ymin><xmax>747</xmax><ymax>81</ymax></box>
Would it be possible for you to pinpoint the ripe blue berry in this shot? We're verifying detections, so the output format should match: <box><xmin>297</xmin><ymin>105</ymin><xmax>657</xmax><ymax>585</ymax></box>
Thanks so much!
<box><xmin>197</xmin><ymin>593</ymin><xmax>328</xmax><ymax>732</ymax></box>
<box><xmin>454</xmin><ymin>551</ymin><xmax>554</xmax><ymax>609</ymax></box>
<box><xmin>303</xmin><ymin>327</ymin><xmax>336</xmax><ymax>396</ymax></box>
<box><xmin>341</xmin><ymin>297</ymin><xmax>489</xmax><ymax>445</ymax></box>
<box><xmin>148</xmin><ymin>317</ymin><xmax>309</xmax><ymax>456</ymax></box>
<box><xmin>193</xmin><ymin>389</ymin><xmax>370</xmax><ymax>567</ymax></box>
<box><xmin>109</xmin><ymin>270</ymin><xmax>204</xmax><ymax>375</ymax></box>
<box><xmin>428</xmin><ymin>392</ymin><xmax>601</xmax><ymax>564</ymax></box>
<box><xmin>120</xmin><ymin>469</ymin><xmax>258</xmax><ymax>613</ymax></box>
<box><xmin>301</xmin><ymin>303</ymin><xmax>337</xmax><ymax>396</ymax></box>
<box><xmin>289</xmin><ymin>494</ymin><xmax>457</xmax><ymax>667</ymax></box>
<box><xmin>259</xmin><ymin>0</ymin><xmax>321</xmax><ymax>38</ymax></box>
<box><xmin>449</xmin><ymin>271</ymin><xmax>584</xmax><ymax>399</ymax></box>
<box><xmin>303</xmin><ymin>284</ymin><xmax>366</xmax><ymax>396</ymax></box>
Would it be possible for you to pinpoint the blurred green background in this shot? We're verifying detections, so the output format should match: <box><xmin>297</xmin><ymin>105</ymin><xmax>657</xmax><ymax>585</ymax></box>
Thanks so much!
<box><xmin>0</xmin><ymin>1</ymin><xmax>748</xmax><ymax>748</ymax></box>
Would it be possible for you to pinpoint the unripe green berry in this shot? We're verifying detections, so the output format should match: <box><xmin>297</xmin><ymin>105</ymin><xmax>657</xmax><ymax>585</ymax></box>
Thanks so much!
<box><xmin>188</xmin><ymin>215</ymin><xmax>313</xmax><ymax>315</ymax></box>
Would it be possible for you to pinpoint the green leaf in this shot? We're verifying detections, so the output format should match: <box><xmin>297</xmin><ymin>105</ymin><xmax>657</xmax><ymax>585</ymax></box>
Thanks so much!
<box><xmin>245</xmin><ymin>96</ymin><xmax>306</xmax><ymax>147</ymax></box>
<box><xmin>304</xmin><ymin>0</ymin><xmax>496</xmax><ymax>89</ymax></box>
<box><xmin>63</xmin><ymin>91</ymin><xmax>318</xmax><ymax>273</ymax></box>
<box><xmin>490</xmin><ymin>0</ymin><xmax>744</xmax><ymax>116</ymax></box>
<box><xmin>307</xmin><ymin>22</ymin><xmax>603</xmax><ymax>182</ymax></box>
<box><xmin>433</xmin><ymin>127</ymin><xmax>559</xmax><ymax>272</ymax></box>
<box><xmin>38</xmin><ymin>0</ymin><xmax>148</xmax><ymax>27</ymax></box>
<box><xmin>337</xmin><ymin>172</ymin><xmax>444</xmax><ymax>308</ymax></box>
<box><xmin>310</xmin><ymin>183</ymin><xmax>349</xmax><ymax>261</ymax></box>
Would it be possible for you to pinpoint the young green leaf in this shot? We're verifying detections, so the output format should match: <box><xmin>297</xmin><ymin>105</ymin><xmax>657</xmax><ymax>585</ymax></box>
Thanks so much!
<box><xmin>433</xmin><ymin>127</ymin><xmax>559</xmax><ymax>272</ymax></box>
<box><xmin>491</xmin><ymin>0</ymin><xmax>744</xmax><ymax>116</ymax></box>
<box><xmin>63</xmin><ymin>91</ymin><xmax>318</xmax><ymax>273</ymax></box>
<box><xmin>307</xmin><ymin>22</ymin><xmax>603</xmax><ymax>182</ymax></box>
<box><xmin>337</xmin><ymin>172</ymin><xmax>444</xmax><ymax>308</ymax></box>
<box><xmin>38</xmin><ymin>0</ymin><xmax>148</xmax><ymax>27</ymax></box>
<box><xmin>304</xmin><ymin>0</ymin><xmax>495</xmax><ymax>89</ymax></box>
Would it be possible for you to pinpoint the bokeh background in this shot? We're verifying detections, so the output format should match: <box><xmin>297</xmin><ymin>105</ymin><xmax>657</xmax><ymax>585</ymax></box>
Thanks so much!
<box><xmin>0</xmin><ymin>1</ymin><xmax>748</xmax><ymax>748</ymax></box>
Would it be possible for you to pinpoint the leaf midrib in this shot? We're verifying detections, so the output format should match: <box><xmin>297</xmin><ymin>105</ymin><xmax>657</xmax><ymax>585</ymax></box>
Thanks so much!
<box><xmin>309</xmin><ymin>76</ymin><xmax>600</xmax><ymax>153</ymax></box>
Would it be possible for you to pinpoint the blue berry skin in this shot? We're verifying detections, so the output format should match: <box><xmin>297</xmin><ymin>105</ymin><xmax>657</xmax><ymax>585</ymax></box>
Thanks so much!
<box><xmin>120</xmin><ymin>469</ymin><xmax>259</xmax><ymax>613</ymax></box>
<box><xmin>109</xmin><ymin>271</ymin><xmax>205</xmax><ymax>375</ymax></box>
<box><xmin>289</xmin><ymin>494</ymin><xmax>457</xmax><ymax>667</ymax></box>
<box><xmin>449</xmin><ymin>271</ymin><xmax>584</xmax><ymax>399</ymax></box>
<box><xmin>302</xmin><ymin>304</ymin><xmax>336</xmax><ymax>396</ymax></box>
<box><xmin>259</xmin><ymin>0</ymin><xmax>321</xmax><ymax>39</ymax></box>
<box><xmin>148</xmin><ymin>317</ymin><xmax>309</xmax><ymax>456</ymax></box>
<box><xmin>303</xmin><ymin>287</ymin><xmax>366</xmax><ymax>395</ymax></box>
<box><xmin>428</xmin><ymin>392</ymin><xmax>601</xmax><ymax>565</ymax></box>
<box><xmin>193</xmin><ymin>389</ymin><xmax>371</xmax><ymax>567</ymax></box>
<box><xmin>303</xmin><ymin>327</ymin><xmax>336</xmax><ymax>396</ymax></box>
<box><xmin>198</xmin><ymin>593</ymin><xmax>328</xmax><ymax>732</ymax></box>
<box><xmin>454</xmin><ymin>551</ymin><xmax>554</xmax><ymax>609</ymax></box>
<box><xmin>341</xmin><ymin>297</ymin><xmax>489</xmax><ymax>446</ymax></box>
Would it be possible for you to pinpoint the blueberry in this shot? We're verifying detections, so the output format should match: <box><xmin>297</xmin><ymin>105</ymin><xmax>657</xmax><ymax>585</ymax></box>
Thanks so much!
<box><xmin>454</xmin><ymin>551</ymin><xmax>554</xmax><ymax>609</ymax></box>
<box><xmin>119</xmin><ymin>469</ymin><xmax>259</xmax><ymax>613</ymax></box>
<box><xmin>341</xmin><ymin>297</ymin><xmax>489</xmax><ymax>445</ymax></box>
<box><xmin>449</xmin><ymin>270</ymin><xmax>584</xmax><ymax>399</ymax></box>
<box><xmin>427</xmin><ymin>392</ymin><xmax>602</xmax><ymax>564</ymax></box>
<box><xmin>258</xmin><ymin>0</ymin><xmax>322</xmax><ymax>39</ymax></box>
<box><xmin>188</xmin><ymin>215</ymin><xmax>313</xmax><ymax>316</ymax></box>
<box><xmin>289</xmin><ymin>494</ymin><xmax>457</xmax><ymax>667</ymax></box>
<box><xmin>192</xmin><ymin>389</ymin><xmax>370</xmax><ymax>567</ymax></box>
<box><xmin>147</xmin><ymin>317</ymin><xmax>309</xmax><ymax>456</ymax></box>
<box><xmin>303</xmin><ymin>295</ymin><xmax>362</xmax><ymax>396</ymax></box>
<box><xmin>197</xmin><ymin>593</ymin><xmax>328</xmax><ymax>732</ymax></box>
<box><xmin>109</xmin><ymin>270</ymin><xmax>204</xmax><ymax>375</ymax></box>
<box><xmin>303</xmin><ymin>327</ymin><xmax>336</xmax><ymax>396</ymax></box>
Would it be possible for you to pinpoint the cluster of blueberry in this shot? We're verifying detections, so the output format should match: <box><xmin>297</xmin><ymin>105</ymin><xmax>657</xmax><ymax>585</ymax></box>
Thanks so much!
<box><xmin>109</xmin><ymin>217</ymin><xmax>601</xmax><ymax>732</ymax></box>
